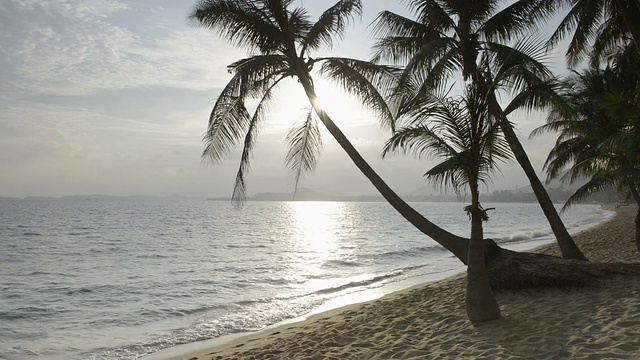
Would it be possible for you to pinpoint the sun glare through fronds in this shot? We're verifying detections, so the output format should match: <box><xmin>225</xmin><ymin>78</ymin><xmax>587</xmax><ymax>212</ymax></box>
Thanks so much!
<box><xmin>312</xmin><ymin>79</ymin><xmax>350</xmax><ymax>120</ymax></box>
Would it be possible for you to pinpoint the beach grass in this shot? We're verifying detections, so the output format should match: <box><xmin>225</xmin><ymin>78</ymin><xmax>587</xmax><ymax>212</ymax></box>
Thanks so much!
<box><xmin>173</xmin><ymin>206</ymin><xmax>640</xmax><ymax>359</ymax></box>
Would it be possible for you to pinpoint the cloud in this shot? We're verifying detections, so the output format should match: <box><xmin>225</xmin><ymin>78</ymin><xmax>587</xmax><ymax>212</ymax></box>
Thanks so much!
<box><xmin>0</xmin><ymin>0</ymin><xmax>241</xmax><ymax>96</ymax></box>
<box><xmin>0</xmin><ymin>0</ymin><xmax>561</xmax><ymax>198</ymax></box>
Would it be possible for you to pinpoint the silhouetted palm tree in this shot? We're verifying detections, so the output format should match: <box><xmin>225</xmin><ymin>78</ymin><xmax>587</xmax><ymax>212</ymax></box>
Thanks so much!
<box><xmin>190</xmin><ymin>0</ymin><xmax>473</xmax><ymax>261</ymax></box>
<box><xmin>383</xmin><ymin>80</ymin><xmax>510</xmax><ymax>322</ymax></box>
<box><xmin>534</xmin><ymin>56</ymin><xmax>640</xmax><ymax>251</ymax></box>
<box><xmin>372</xmin><ymin>0</ymin><xmax>588</xmax><ymax>260</ymax></box>
<box><xmin>538</xmin><ymin>0</ymin><xmax>640</xmax><ymax>67</ymax></box>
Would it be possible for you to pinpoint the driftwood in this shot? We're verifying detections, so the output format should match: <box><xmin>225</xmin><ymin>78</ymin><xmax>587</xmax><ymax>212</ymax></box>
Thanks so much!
<box><xmin>483</xmin><ymin>239</ymin><xmax>640</xmax><ymax>291</ymax></box>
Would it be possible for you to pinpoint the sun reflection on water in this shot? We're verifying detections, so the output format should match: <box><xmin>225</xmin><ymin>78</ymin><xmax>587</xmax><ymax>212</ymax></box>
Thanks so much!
<box><xmin>289</xmin><ymin>201</ymin><xmax>342</xmax><ymax>254</ymax></box>
<box><xmin>280</xmin><ymin>201</ymin><xmax>381</xmax><ymax>297</ymax></box>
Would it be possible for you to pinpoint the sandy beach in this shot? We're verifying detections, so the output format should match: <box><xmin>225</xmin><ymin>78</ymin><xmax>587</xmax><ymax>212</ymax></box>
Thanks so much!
<box><xmin>173</xmin><ymin>206</ymin><xmax>640</xmax><ymax>360</ymax></box>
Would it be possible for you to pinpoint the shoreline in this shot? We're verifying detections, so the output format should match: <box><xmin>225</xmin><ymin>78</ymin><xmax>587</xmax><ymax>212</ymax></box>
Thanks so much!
<box><xmin>151</xmin><ymin>206</ymin><xmax>639</xmax><ymax>360</ymax></box>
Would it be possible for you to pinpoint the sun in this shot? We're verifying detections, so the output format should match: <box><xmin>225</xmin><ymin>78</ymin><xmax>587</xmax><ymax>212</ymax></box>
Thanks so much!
<box><xmin>272</xmin><ymin>78</ymin><xmax>361</xmax><ymax>130</ymax></box>
<box><xmin>311</xmin><ymin>79</ymin><xmax>350</xmax><ymax>117</ymax></box>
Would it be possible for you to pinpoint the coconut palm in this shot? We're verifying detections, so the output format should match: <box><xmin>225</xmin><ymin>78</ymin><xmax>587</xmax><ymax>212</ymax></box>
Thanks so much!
<box><xmin>372</xmin><ymin>0</ymin><xmax>588</xmax><ymax>260</ymax></box>
<box><xmin>537</xmin><ymin>0</ymin><xmax>640</xmax><ymax>67</ymax></box>
<box><xmin>534</xmin><ymin>58</ymin><xmax>640</xmax><ymax>251</ymax></box>
<box><xmin>190</xmin><ymin>0</ymin><xmax>473</xmax><ymax>262</ymax></box>
<box><xmin>383</xmin><ymin>79</ymin><xmax>510</xmax><ymax>322</ymax></box>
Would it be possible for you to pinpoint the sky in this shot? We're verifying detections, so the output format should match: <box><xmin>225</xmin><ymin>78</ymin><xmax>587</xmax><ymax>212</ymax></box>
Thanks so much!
<box><xmin>0</xmin><ymin>0</ymin><xmax>572</xmax><ymax>199</ymax></box>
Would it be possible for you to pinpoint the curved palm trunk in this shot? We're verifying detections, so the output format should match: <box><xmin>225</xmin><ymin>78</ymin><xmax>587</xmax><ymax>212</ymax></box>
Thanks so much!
<box><xmin>466</xmin><ymin>188</ymin><xmax>501</xmax><ymax>323</ymax></box>
<box><xmin>488</xmin><ymin>96</ymin><xmax>587</xmax><ymax>261</ymax></box>
<box><xmin>299</xmin><ymin>79</ymin><xmax>470</xmax><ymax>263</ymax></box>
<box><xmin>628</xmin><ymin>182</ymin><xmax>640</xmax><ymax>253</ymax></box>
<box><xmin>499</xmin><ymin>119</ymin><xmax>587</xmax><ymax>260</ymax></box>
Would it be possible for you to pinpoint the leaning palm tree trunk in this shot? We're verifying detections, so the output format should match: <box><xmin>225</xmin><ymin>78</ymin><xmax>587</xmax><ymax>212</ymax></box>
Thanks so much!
<box><xmin>488</xmin><ymin>94</ymin><xmax>587</xmax><ymax>261</ymax></box>
<box><xmin>299</xmin><ymin>78</ymin><xmax>470</xmax><ymax>263</ymax></box>
<box><xmin>499</xmin><ymin>119</ymin><xmax>587</xmax><ymax>260</ymax></box>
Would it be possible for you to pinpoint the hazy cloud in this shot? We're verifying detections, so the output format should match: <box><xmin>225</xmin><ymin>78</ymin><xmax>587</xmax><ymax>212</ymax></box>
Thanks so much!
<box><xmin>0</xmin><ymin>1</ymin><xmax>565</xmax><ymax>198</ymax></box>
<box><xmin>0</xmin><ymin>0</ymin><xmax>239</xmax><ymax>96</ymax></box>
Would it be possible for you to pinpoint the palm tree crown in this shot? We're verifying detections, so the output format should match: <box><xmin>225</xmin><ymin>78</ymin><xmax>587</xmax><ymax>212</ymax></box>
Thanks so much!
<box><xmin>371</xmin><ymin>0</ymin><xmax>588</xmax><ymax>260</ymax></box>
<box><xmin>191</xmin><ymin>0</ymin><xmax>475</xmax><ymax>263</ymax></box>
<box><xmin>191</xmin><ymin>0</ymin><xmax>395</xmax><ymax>202</ymax></box>
<box><xmin>382</xmin><ymin>84</ymin><xmax>511</xmax><ymax>195</ymax></box>
<box><xmin>535</xmin><ymin>60</ymin><xmax>640</xmax><ymax>209</ymax></box>
<box><xmin>533</xmin><ymin>47</ymin><xmax>640</xmax><ymax>251</ymax></box>
<box><xmin>537</xmin><ymin>0</ymin><xmax>640</xmax><ymax>67</ymax></box>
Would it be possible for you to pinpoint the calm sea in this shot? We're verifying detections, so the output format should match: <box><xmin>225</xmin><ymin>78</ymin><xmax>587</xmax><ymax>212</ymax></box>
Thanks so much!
<box><xmin>0</xmin><ymin>198</ymin><xmax>612</xmax><ymax>360</ymax></box>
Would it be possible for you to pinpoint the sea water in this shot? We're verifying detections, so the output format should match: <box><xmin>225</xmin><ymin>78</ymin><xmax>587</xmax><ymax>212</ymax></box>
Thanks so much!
<box><xmin>0</xmin><ymin>198</ymin><xmax>612</xmax><ymax>359</ymax></box>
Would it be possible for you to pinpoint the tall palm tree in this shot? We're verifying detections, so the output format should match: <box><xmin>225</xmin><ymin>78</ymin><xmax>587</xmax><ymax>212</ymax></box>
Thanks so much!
<box><xmin>534</xmin><ymin>60</ymin><xmax>640</xmax><ymax>251</ymax></box>
<box><xmin>189</xmin><ymin>0</ymin><xmax>473</xmax><ymax>262</ymax></box>
<box><xmin>383</xmin><ymin>80</ymin><xmax>510</xmax><ymax>322</ymax></box>
<box><xmin>537</xmin><ymin>0</ymin><xmax>640</xmax><ymax>67</ymax></box>
<box><xmin>372</xmin><ymin>0</ymin><xmax>588</xmax><ymax>260</ymax></box>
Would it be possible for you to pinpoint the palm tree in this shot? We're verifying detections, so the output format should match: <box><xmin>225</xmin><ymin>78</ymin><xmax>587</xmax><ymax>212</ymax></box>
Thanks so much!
<box><xmin>189</xmin><ymin>0</ymin><xmax>473</xmax><ymax>262</ymax></box>
<box><xmin>372</xmin><ymin>0</ymin><xmax>588</xmax><ymax>260</ymax></box>
<box><xmin>537</xmin><ymin>0</ymin><xmax>640</xmax><ymax>67</ymax></box>
<box><xmin>534</xmin><ymin>59</ymin><xmax>640</xmax><ymax>251</ymax></box>
<box><xmin>383</xmin><ymin>80</ymin><xmax>509</xmax><ymax>322</ymax></box>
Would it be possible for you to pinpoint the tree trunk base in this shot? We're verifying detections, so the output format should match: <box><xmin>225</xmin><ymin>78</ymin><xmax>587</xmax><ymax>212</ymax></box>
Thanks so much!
<box><xmin>483</xmin><ymin>239</ymin><xmax>640</xmax><ymax>291</ymax></box>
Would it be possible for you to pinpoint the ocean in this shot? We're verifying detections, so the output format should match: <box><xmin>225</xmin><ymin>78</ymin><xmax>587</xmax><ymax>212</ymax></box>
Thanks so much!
<box><xmin>0</xmin><ymin>197</ymin><xmax>612</xmax><ymax>360</ymax></box>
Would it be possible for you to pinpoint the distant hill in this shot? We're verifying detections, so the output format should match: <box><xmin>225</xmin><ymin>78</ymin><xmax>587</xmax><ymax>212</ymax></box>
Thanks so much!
<box><xmin>251</xmin><ymin>188</ymin><xmax>384</xmax><ymax>202</ymax></box>
<box><xmin>17</xmin><ymin>194</ymin><xmax>198</xmax><ymax>201</ymax></box>
<box><xmin>400</xmin><ymin>186</ymin><xmax>435</xmax><ymax>197</ymax></box>
<box><xmin>250</xmin><ymin>184</ymin><xmax>616</xmax><ymax>204</ymax></box>
<box><xmin>23</xmin><ymin>196</ymin><xmax>57</xmax><ymax>200</ymax></box>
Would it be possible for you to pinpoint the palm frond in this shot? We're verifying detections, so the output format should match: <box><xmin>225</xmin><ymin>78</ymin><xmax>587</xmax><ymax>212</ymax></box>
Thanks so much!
<box><xmin>382</xmin><ymin>124</ymin><xmax>457</xmax><ymax>160</ymax></box>
<box><xmin>481</xmin><ymin>0</ymin><xmax>555</xmax><ymax>42</ymax></box>
<box><xmin>503</xmin><ymin>79</ymin><xmax>565</xmax><ymax>116</ymax></box>
<box><xmin>302</xmin><ymin>0</ymin><xmax>362</xmax><ymax>53</ymax></box>
<box><xmin>562</xmin><ymin>172</ymin><xmax>619</xmax><ymax>212</ymax></box>
<box><xmin>418</xmin><ymin>43</ymin><xmax>461</xmax><ymax>91</ymax></box>
<box><xmin>231</xmin><ymin>77</ymin><xmax>283</xmax><ymax>205</ymax></box>
<box><xmin>318</xmin><ymin>57</ymin><xmax>399</xmax><ymax>131</ymax></box>
<box><xmin>589</xmin><ymin>16</ymin><xmax>629</xmax><ymax>68</ymax></box>
<box><xmin>190</xmin><ymin>0</ymin><xmax>285</xmax><ymax>53</ymax></box>
<box><xmin>384</xmin><ymin>37</ymin><xmax>458</xmax><ymax>113</ymax></box>
<box><xmin>202</xmin><ymin>73</ymin><xmax>253</xmax><ymax>164</ymax></box>
<box><xmin>537</xmin><ymin>57</ymin><xmax>640</xmax><ymax>204</ymax></box>
<box><xmin>371</xmin><ymin>11</ymin><xmax>440</xmax><ymax>65</ymax></box>
<box><xmin>287</xmin><ymin>6</ymin><xmax>313</xmax><ymax>43</ymax></box>
<box><xmin>285</xmin><ymin>109</ymin><xmax>323</xmax><ymax>196</ymax></box>
<box><xmin>546</xmin><ymin>0</ymin><xmax>603</xmax><ymax>67</ymax></box>
<box><xmin>227</xmin><ymin>54</ymin><xmax>291</xmax><ymax>94</ymax></box>
<box><xmin>530</xmin><ymin>117</ymin><xmax>576</xmax><ymax>138</ymax></box>
<box><xmin>484</xmin><ymin>38</ymin><xmax>552</xmax><ymax>94</ymax></box>
<box><xmin>545</xmin><ymin>0</ymin><xmax>584</xmax><ymax>48</ymax></box>
<box><xmin>384</xmin><ymin>86</ymin><xmax>511</xmax><ymax>195</ymax></box>
<box><xmin>371</xmin><ymin>10</ymin><xmax>429</xmax><ymax>40</ymax></box>
<box><xmin>409</xmin><ymin>0</ymin><xmax>456</xmax><ymax>31</ymax></box>
<box><xmin>424</xmin><ymin>153</ymin><xmax>472</xmax><ymax>193</ymax></box>
<box><xmin>231</xmin><ymin>111</ymin><xmax>259</xmax><ymax>206</ymax></box>
<box><xmin>565</xmin><ymin>0</ymin><xmax>603</xmax><ymax>68</ymax></box>
<box><xmin>203</xmin><ymin>55</ymin><xmax>291</xmax><ymax>164</ymax></box>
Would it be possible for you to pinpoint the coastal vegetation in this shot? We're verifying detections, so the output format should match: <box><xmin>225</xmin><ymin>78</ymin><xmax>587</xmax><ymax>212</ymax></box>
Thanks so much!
<box><xmin>534</xmin><ymin>45</ymin><xmax>640</xmax><ymax>251</ymax></box>
<box><xmin>191</xmin><ymin>0</ymin><xmax>640</xmax><ymax>323</ymax></box>
<box><xmin>371</xmin><ymin>0</ymin><xmax>586</xmax><ymax>260</ymax></box>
